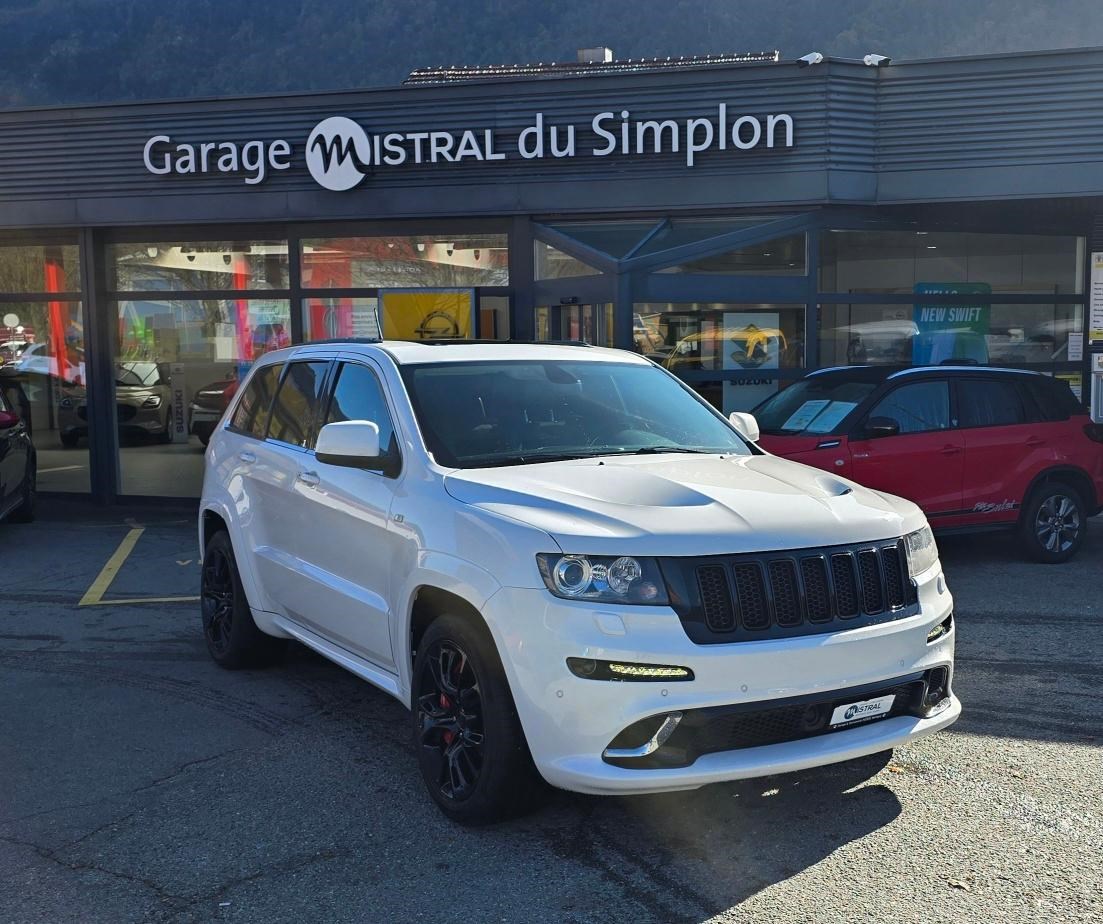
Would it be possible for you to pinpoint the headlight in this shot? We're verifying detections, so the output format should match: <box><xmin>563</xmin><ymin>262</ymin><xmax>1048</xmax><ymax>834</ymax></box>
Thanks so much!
<box><xmin>142</xmin><ymin>395</ymin><xmax>162</xmax><ymax>408</ymax></box>
<box><xmin>536</xmin><ymin>554</ymin><xmax>669</xmax><ymax>605</ymax></box>
<box><xmin>904</xmin><ymin>526</ymin><xmax>939</xmax><ymax>578</ymax></box>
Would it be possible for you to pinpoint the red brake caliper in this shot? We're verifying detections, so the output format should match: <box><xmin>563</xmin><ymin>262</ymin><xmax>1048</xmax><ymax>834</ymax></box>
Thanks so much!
<box><xmin>440</xmin><ymin>693</ymin><xmax>455</xmax><ymax>745</ymax></box>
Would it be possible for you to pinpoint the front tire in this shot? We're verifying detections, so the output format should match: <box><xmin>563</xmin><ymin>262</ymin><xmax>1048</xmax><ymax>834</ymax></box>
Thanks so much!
<box><xmin>413</xmin><ymin>614</ymin><xmax>545</xmax><ymax>825</ymax></box>
<box><xmin>201</xmin><ymin>530</ymin><xmax>286</xmax><ymax>668</ymax></box>
<box><xmin>1019</xmin><ymin>481</ymin><xmax>1086</xmax><ymax>563</ymax></box>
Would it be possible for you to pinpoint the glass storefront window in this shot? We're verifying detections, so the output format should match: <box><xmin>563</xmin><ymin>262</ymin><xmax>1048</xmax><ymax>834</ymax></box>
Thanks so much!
<box><xmin>655</xmin><ymin>233</ymin><xmax>806</xmax><ymax>275</ymax></box>
<box><xmin>114</xmin><ymin>297</ymin><xmax>291</xmax><ymax>496</ymax></box>
<box><xmin>0</xmin><ymin>300</ymin><xmax>89</xmax><ymax>493</ymax></box>
<box><xmin>533</xmin><ymin>304</ymin><xmax>613</xmax><ymax>345</ymax></box>
<box><xmin>302</xmin><ymin>235</ymin><xmax>508</xmax><ymax>288</ymax></box>
<box><xmin>534</xmin><ymin>242</ymin><xmax>601</xmax><ymax>279</ymax></box>
<box><xmin>303</xmin><ymin>296</ymin><xmax>380</xmax><ymax>341</ymax></box>
<box><xmin>479</xmin><ymin>295</ymin><xmax>510</xmax><ymax>339</ymax></box>
<box><xmin>820</xmin><ymin>230</ymin><xmax>1085</xmax><ymax>295</ymax></box>
<box><xmin>634</xmin><ymin>217</ymin><xmax>781</xmax><ymax>257</ymax></box>
<box><xmin>0</xmin><ymin>242</ymin><xmax>81</xmax><ymax>293</ymax></box>
<box><xmin>110</xmin><ymin>241</ymin><xmax>289</xmax><ymax>291</ymax></box>
<box><xmin>819</xmin><ymin>303</ymin><xmax>1084</xmax><ymax>367</ymax></box>
<box><xmin>543</xmin><ymin>221</ymin><xmax>659</xmax><ymax>258</ymax></box>
<box><xmin>634</xmin><ymin>302</ymin><xmax>806</xmax><ymax>414</ymax></box>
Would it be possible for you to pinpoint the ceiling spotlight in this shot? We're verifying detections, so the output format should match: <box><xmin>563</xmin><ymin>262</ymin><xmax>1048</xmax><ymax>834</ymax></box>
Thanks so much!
<box><xmin>797</xmin><ymin>52</ymin><xmax>824</xmax><ymax>67</ymax></box>
<box><xmin>863</xmin><ymin>53</ymin><xmax>891</xmax><ymax>67</ymax></box>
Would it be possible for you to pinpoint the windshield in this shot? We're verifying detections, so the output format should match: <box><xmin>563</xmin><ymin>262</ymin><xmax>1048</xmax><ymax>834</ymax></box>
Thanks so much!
<box><xmin>401</xmin><ymin>359</ymin><xmax>751</xmax><ymax>468</ymax></box>
<box><xmin>755</xmin><ymin>378</ymin><xmax>877</xmax><ymax>435</ymax></box>
<box><xmin>115</xmin><ymin>363</ymin><xmax>163</xmax><ymax>387</ymax></box>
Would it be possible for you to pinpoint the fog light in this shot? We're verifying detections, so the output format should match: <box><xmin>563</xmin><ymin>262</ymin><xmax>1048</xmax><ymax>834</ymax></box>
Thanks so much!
<box><xmin>566</xmin><ymin>657</ymin><xmax>694</xmax><ymax>681</ymax></box>
<box><xmin>927</xmin><ymin>613</ymin><xmax>954</xmax><ymax>643</ymax></box>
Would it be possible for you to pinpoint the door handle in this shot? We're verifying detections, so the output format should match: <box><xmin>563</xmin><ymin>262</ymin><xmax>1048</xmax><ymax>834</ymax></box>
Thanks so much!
<box><xmin>1025</xmin><ymin>436</ymin><xmax>1045</xmax><ymax>447</ymax></box>
<box><xmin>939</xmin><ymin>445</ymin><xmax>962</xmax><ymax>455</ymax></box>
<box><xmin>297</xmin><ymin>470</ymin><xmax>320</xmax><ymax>487</ymax></box>
<box><xmin>239</xmin><ymin>450</ymin><xmax>256</xmax><ymax>464</ymax></box>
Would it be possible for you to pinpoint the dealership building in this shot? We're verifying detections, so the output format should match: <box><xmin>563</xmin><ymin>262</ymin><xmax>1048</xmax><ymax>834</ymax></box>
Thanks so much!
<box><xmin>0</xmin><ymin>45</ymin><xmax>1101</xmax><ymax>502</ymax></box>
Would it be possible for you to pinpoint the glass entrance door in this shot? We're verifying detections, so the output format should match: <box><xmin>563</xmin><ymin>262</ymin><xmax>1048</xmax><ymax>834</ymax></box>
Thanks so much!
<box><xmin>534</xmin><ymin>303</ymin><xmax>614</xmax><ymax>346</ymax></box>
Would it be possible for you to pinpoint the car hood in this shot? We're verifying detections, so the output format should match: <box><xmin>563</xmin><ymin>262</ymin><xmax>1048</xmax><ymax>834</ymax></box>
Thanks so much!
<box><xmin>443</xmin><ymin>453</ymin><xmax>924</xmax><ymax>556</ymax></box>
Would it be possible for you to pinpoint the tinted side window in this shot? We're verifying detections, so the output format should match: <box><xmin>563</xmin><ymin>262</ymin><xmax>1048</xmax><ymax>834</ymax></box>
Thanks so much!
<box><xmin>957</xmin><ymin>379</ymin><xmax>1025</xmax><ymax>428</ymax></box>
<box><xmin>229</xmin><ymin>363</ymin><xmax>283</xmax><ymax>439</ymax></box>
<box><xmin>868</xmin><ymin>381</ymin><xmax>950</xmax><ymax>434</ymax></box>
<box><xmin>1023</xmin><ymin>378</ymin><xmax>1078</xmax><ymax>420</ymax></box>
<box><xmin>267</xmin><ymin>361</ymin><xmax>330</xmax><ymax>448</ymax></box>
<box><xmin>324</xmin><ymin>362</ymin><xmax>397</xmax><ymax>456</ymax></box>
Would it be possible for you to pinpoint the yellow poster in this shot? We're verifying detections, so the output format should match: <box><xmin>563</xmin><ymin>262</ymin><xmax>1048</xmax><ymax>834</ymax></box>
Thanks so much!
<box><xmin>380</xmin><ymin>290</ymin><xmax>473</xmax><ymax>340</ymax></box>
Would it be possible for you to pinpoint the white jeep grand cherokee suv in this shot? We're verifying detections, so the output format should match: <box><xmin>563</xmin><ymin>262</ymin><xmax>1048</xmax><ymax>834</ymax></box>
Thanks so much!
<box><xmin>199</xmin><ymin>340</ymin><xmax>959</xmax><ymax>823</ymax></box>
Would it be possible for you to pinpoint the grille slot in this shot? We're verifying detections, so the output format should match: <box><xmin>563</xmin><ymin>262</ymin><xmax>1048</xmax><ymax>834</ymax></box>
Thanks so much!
<box><xmin>831</xmin><ymin>554</ymin><xmax>860</xmax><ymax>618</ymax></box>
<box><xmin>768</xmin><ymin>560</ymin><xmax>802</xmax><ymax>627</ymax></box>
<box><xmin>881</xmin><ymin>544</ymin><xmax>907</xmax><ymax>609</ymax></box>
<box><xmin>800</xmin><ymin>557</ymin><xmax>832</xmax><ymax>623</ymax></box>
<box><xmin>697</xmin><ymin>565</ymin><xmax>735</xmax><ymax>632</ymax></box>
<box><xmin>732</xmin><ymin>564</ymin><xmax>770</xmax><ymax>630</ymax></box>
<box><xmin>857</xmin><ymin>550</ymin><xmax>885</xmax><ymax>614</ymax></box>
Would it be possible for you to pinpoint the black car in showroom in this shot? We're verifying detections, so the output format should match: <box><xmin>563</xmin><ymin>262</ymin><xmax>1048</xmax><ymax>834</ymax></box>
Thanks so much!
<box><xmin>0</xmin><ymin>379</ymin><xmax>35</xmax><ymax>523</ymax></box>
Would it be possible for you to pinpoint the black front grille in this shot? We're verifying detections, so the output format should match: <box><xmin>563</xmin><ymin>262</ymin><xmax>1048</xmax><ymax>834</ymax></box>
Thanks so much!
<box><xmin>660</xmin><ymin>538</ymin><xmax>919</xmax><ymax>644</ymax></box>
<box><xmin>116</xmin><ymin>404</ymin><xmax>137</xmax><ymax>422</ymax></box>
<box><xmin>605</xmin><ymin>673</ymin><xmax>932</xmax><ymax>769</ymax></box>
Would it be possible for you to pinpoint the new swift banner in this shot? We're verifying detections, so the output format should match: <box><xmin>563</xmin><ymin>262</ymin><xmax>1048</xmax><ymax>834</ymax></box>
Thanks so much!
<box><xmin>913</xmin><ymin>283</ymin><xmax>991</xmax><ymax>365</ymax></box>
<box><xmin>141</xmin><ymin>107</ymin><xmax>796</xmax><ymax>190</ymax></box>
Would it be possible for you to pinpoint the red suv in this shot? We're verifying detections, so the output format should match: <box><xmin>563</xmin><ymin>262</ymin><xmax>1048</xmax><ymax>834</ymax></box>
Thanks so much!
<box><xmin>754</xmin><ymin>366</ymin><xmax>1103</xmax><ymax>562</ymax></box>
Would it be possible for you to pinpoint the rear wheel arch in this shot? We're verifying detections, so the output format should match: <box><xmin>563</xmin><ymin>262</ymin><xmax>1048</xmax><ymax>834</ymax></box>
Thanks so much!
<box><xmin>201</xmin><ymin>508</ymin><xmax>229</xmax><ymax>551</ymax></box>
<box><xmin>1019</xmin><ymin>467</ymin><xmax>1097</xmax><ymax>518</ymax></box>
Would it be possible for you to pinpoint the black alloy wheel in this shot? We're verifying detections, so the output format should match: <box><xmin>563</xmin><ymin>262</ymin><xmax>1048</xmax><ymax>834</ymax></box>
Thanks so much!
<box><xmin>201</xmin><ymin>545</ymin><xmax>236</xmax><ymax>659</ymax></box>
<box><xmin>1020</xmin><ymin>482</ymin><xmax>1086</xmax><ymax>563</ymax></box>
<box><xmin>417</xmin><ymin>641</ymin><xmax>485</xmax><ymax>802</ymax></box>
<box><xmin>412</xmin><ymin>615</ymin><xmax>545</xmax><ymax>824</ymax></box>
<box><xmin>200</xmin><ymin>530</ymin><xmax>286</xmax><ymax>668</ymax></box>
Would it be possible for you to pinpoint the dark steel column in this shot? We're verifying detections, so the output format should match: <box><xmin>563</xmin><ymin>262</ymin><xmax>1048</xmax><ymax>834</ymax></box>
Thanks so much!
<box><xmin>79</xmin><ymin>227</ymin><xmax>119</xmax><ymax>504</ymax></box>
<box><xmin>510</xmin><ymin>216</ymin><xmax>535</xmax><ymax>342</ymax></box>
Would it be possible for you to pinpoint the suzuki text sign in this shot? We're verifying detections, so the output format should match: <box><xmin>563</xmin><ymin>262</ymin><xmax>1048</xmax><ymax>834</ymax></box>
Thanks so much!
<box><xmin>142</xmin><ymin>107</ymin><xmax>796</xmax><ymax>190</ymax></box>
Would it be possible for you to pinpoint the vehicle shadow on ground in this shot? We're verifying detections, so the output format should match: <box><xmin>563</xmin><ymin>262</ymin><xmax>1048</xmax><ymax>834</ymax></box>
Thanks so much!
<box><xmin>277</xmin><ymin>645</ymin><xmax>900</xmax><ymax>924</ymax></box>
<box><xmin>524</xmin><ymin>753</ymin><xmax>901</xmax><ymax>921</ymax></box>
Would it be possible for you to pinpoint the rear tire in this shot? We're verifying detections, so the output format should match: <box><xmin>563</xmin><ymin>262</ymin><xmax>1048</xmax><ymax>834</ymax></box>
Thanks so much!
<box><xmin>201</xmin><ymin>530</ymin><xmax>286</xmax><ymax>668</ymax></box>
<box><xmin>412</xmin><ymin>614</ymin><xmax>546</xmax><ymax>825</ymax></box>
<box><xmin>59</xmin><ymin>433</ymin><xmax>79</xmax><ymax>449</ymax></box>
<box><xmin>1019</xmin><ymin>480</ymin><xmax>1086</xmax><ymax>563</ymax></box>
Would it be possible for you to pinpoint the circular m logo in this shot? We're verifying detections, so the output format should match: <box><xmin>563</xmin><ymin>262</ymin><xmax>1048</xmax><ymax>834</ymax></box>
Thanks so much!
<box><xmin>306</xmin><ymin>117</ymin><xmax>372</xmax><ymax>191</ymax></box>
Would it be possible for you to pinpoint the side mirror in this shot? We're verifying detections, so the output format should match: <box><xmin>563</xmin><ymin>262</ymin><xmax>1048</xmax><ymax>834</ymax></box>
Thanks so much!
<box><xmin>863</xmin><ymin>416</ymin><xmax>900</xmax><ymax>439</ymax></box>
<box><xmin>0</xmin><ymin>409</ymin><xmax>21</xmax><ymax>429</ymax></box>
<box><xmin>728</xmin><ymin>411</ymin><xmax>760</xmax><ymax>443</ymax></box>
<box><xmin>316</xmin><ymin>420</ymin><xmax>382</xmax><ymax>468</ymax></box>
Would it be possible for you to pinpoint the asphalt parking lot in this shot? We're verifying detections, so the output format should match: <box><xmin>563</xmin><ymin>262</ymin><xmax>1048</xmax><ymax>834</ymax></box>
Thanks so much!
<box><xmin>1</xmin><ymin>503</ymin><xmax>1100</xmax><ymax>924</ymax></box>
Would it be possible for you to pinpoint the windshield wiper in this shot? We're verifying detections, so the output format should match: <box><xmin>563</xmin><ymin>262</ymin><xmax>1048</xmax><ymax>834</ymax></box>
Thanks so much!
<box><xmin>625</xmin><ymin>446</ymin><xmax>720</xmax><ymax>455</ymax></box>
<box><xmin>464</xmin><ymin>450</ymin><xmax>608</xmax><ymax>468</ymax></box>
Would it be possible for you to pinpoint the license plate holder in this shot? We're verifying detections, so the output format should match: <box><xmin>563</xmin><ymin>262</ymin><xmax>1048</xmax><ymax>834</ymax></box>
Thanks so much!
<box><xmin>830</xmin><ymin>693</ymin><xmax>896</xmax><ymax>728</ymax></box>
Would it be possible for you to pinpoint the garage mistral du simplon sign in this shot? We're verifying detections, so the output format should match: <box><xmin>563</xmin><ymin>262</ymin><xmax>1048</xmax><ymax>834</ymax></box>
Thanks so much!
<box><xmin>140</xmin><ymin>108</ymin><xmax>797</xmax><ymax>191</ymax></box>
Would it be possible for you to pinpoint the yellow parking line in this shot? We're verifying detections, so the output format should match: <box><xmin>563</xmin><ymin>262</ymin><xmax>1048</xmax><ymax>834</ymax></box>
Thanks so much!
<box><xmin>79</xmin><ymin>527</ymin><xmax>145</xmax><ymax>606</ymax></box>
<box><xmin>82</xmin><ymin>596</ymin><xmax>200</xmax><ymax>606</ymax></box>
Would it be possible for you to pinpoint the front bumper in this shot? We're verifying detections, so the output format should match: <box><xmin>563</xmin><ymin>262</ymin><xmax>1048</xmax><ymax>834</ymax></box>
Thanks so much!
<box><xmin>482</xmin><ymin>564</ymin><xmax>957</xmax><ymax>795</ymax></box>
